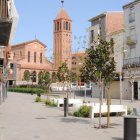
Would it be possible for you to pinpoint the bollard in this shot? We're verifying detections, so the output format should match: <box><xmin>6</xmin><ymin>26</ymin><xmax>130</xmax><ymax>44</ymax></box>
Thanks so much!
<box><xmin>64</xmin><ymin>98</ymin><xmax>68</xmax><ymax>117</ymax></box>
<box><xmin>124</xmin><ymin>117</ymin><xmax>137</xmax><ymax>140</ymax></box>
<box><xmin>88</xmin><ymin>101</ymin><xmax>90</xmax><ymax>103</ymax></box>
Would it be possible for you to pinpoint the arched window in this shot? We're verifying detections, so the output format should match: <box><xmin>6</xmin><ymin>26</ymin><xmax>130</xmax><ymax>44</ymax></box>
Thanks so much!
<box><xmin>34</xmin><ymin>52</ymin><xmax>36</xmax><ymax>63</ymax></box>
<box><xmin>20</xmin><ymin>51</ymin><xmax>22</xmax><ymax>56</ymax></box>
<box><xmin>64</xmin><ymin>21</ymin><xmax>65</xmax><ymax>30</ymax></box>
<box><xmin>28</xmin><ymin>51</ymin><xmax>30</xmax><ymax>62</ymax></box>
<box><xmin>57</xmin><ymin>22</ymin><xmax>59</xmax><ymax>30</ymax></box>
<box><xmin>52</xmin><ymin>72</ymin><xmax>56</xmax><ymax>83</ymax></box>
<box><xmin>60</xmin><ymin>22</ymin><xmax>61</xmax><ymax>30</ymax></box>
<box><xmin>40</xmin><ymin>53</ymin><xmax>42</xmax><ymax>63</ymax></box>
<box><xmin>32</xmin><ymin>71</ymin><xmax>36</xmax><ymax>82</ymax></box>
<box><xmin>14</xmin><ymin>53</ymin><xmax>15</xmax><ymax>58</ymax></box>
<box><xmin>55</xmin><ymin>23</ymin><xmax>56</xmax><ymax>31</ymax></box>
<box><xmin>66</xmin><ymin>22</ymin><xmax>68</xmax><ymax>30</ymax></box>
<box><xmin>69</xmin><ymin>23</ymin><xmax>70</xmax><ymax>31</ymax></box>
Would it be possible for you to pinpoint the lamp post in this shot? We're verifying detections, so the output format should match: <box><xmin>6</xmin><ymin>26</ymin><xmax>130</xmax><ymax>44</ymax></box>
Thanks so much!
<box><xmin>120</xmin><ymin>50</ymin><xmax>127</xmax><ymax>105</ymax></box>
<box><xmin>30</xmin><ymin>73</ymin><xmax>33</xmax><ymax>95</ymax></box>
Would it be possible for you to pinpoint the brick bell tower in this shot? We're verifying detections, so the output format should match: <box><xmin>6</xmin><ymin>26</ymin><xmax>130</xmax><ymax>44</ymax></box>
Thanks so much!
<box><xmin>53</xmin><ymin>1</ymin><xmax>72</xmax><ymax>70</ymax></box>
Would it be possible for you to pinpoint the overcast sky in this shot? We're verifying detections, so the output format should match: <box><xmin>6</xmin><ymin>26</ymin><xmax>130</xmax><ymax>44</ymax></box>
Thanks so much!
<box><xmin>13</xmin><ymin>0</ymin><xmax>132</xmax><ymax>60</ymax></box>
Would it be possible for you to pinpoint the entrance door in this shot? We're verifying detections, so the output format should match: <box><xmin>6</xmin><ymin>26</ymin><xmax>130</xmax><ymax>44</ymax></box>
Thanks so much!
<box><xmin>134</xmin><ymin>82</ymin><xmax>138</xmax><ymax>100</ymax></box>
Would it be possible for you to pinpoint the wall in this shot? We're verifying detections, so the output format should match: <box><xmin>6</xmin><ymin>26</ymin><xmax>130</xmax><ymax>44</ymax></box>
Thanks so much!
<box><xmin>106</xmin><ymin>30</ymin><xmax>124</xmax><ymax>72</ymax></box>
<box><xmin>123</xmin><ymin>2</ymin><xmax>140</xmax><ymax>59</ymax></box>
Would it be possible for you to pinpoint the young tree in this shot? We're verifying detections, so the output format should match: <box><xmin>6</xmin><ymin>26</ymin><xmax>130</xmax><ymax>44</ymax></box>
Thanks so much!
<box><xmin>38</xmin><ymin>70</ymin><xmax>51</xmax><ymax>89</ymax></box>
<box><xmin>56</xmin><ymin>61</ymin><xmax>69</xmax><ymax>91</ymax></box>
<box><xmin>23</xmin><ymin>70</ymin><xmax>30</xmax><ymax>88</ymax></box>
<box><xmin>80</xmin><ymin>36</ymin><xmax>116</xmax><ymax>129</ymax></box>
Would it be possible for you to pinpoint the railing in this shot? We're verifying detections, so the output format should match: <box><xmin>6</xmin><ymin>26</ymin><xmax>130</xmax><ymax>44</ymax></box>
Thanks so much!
<box><xmin>129</xmin><ymin>13</ymin><xmax>135</xmax><ymax>22</ymax></box>
<box><xmin>0</xmin><ymin>0</ymin><xmax>11</xmax><ymax>19</ymax></box>
<box><xmin>124</xmin><ymin>57</ymin><xmax>140</xmax><ymax>67</ymax></box>
<box><xmin>126</xmin><ymin>34</ymin><xmax>137</xmax><ymax>45</ymax></box>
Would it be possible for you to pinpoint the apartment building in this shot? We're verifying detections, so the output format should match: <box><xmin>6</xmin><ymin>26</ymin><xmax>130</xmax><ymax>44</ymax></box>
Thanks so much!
<box><xmin>88</xmin><ymin>12</ymin><xmax>124</xmax><ymax>98</ymax></box>
<box><xmin>122</xmin><ymin>0</ymin><xmax>140</xmax><ymax>100</ymax></box>
<box><xmin>0</xmin><ymin>0</ymin><xmax>19</xmax><ymax>104</ymax></box>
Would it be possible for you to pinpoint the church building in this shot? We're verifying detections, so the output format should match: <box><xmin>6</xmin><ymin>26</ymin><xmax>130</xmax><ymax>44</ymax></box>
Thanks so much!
<box><xmin>9</xmin><ymin>2</ymin><xmax>72</xmax><ymax>85</ymax></box>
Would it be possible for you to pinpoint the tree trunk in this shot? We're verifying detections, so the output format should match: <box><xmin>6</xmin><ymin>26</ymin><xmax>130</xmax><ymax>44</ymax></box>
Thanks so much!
<box><xmin>70</xmin><ymin>82</ymin><xmax>71</xmax><ymax>99</ymax></box>
<box><xmin>101</xmin><ymin>80</ymin><xmax>104</xmax><ymax>105</ymax></box>
<box><xmin>131</xmin><ymin>82</ymin><xmax>134</xmax><ymax>102</ymax></box>
<box><xmin>99</xmin><ymin>73</ymin><xmax>102</xmax><ymax>129</ymax></box>
<box><xmin>84</xmin><ymin>83</ymin><xmax>86</xmax><ymax>102</ymax></box>
<box><xmin>107</xmin><ymin>87</ymin><xmax>110</xmax><ymax>128</ymax></box>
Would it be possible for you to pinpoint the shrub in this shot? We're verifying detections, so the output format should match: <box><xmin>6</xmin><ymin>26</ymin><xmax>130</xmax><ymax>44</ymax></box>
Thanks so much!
<box><xmin>8</xmin><ymin>88</ymin><xmax>47</xmax><ymax>94</ymax></box>
<box><xmin>44</xmin><ymin>99</ymin><xmax>51</xmax><ymax>106</ymax></box>
<box><xmin>50</xmin><ymin>103</ymin><xmax>57</xmax><ymax>107</ymax></box>
<box><xmin>127</xmin><ymin>108</ymin><xmax>132</xmax><ymax>115</ymax></box>
<box><xmin>35</xmin><ymin>96</ymin><xmax>41</xmax><ymax>102</ymax></box>
<box><xmin>74</xmin><ymin>105</ymin><xmax>90</xmax><ymax>117</ymax></box>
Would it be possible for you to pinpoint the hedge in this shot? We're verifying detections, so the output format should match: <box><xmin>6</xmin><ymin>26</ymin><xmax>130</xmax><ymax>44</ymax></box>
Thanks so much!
<box><xmin>8</xmin><ymin>88</ymin><xmax>47</xmax><ymax>94</ymax></box>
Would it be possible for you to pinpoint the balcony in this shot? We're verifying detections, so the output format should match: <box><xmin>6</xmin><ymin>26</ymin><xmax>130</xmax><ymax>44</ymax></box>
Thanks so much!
<box><xmin>123</xmin><ymin>57</ymin><xmax>140</xmax><ymax>68</ymax></box>
<box><xmin>126</xmin><ymin>35</ymin><xmax>137</xmax><ymax>45</ymax></box>
<box><xmin>0</xmin><ymin>0</ymin><xmax>19</xmax><ymax>46</ymax></box>
<box><xmin>129</xmin><ymin>13</ymin><xmax>135</xmax><ymax>22</ymax></box>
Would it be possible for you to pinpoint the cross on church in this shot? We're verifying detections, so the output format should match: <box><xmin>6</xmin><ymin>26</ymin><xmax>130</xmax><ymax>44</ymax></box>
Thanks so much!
<box><xmin>61</xmin><ymin>1</ymin><xmax>64</xmax><ymax>6</ymax></box>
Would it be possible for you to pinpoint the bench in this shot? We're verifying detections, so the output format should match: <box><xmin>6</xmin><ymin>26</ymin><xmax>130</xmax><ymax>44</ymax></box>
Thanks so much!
<box><xmin>72</xmin><ymin>103</ymin><xmax>106</xmax><ymax>112</ymax></box>
<box><xmin>89</xmin><ymin>105</ymin><xmax>127</xmax><ymax>119</ymax></box>
<box><xmin>56</xmin><ymin>99</ymin><xmax>83</xmax><ymax>107</ymax></box>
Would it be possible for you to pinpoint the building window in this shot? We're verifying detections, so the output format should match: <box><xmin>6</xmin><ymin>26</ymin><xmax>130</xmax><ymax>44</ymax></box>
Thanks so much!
<box><xmin>14</xmin><ymin>53</ymin><xmax>15</xmax><ymax>58</ymax></box>
<box><xmin>91</xmin><ymin>30</ymin><xmax>94</xmax><ymax>43</ymax></box>
<box><xmin>66</xmin><ymin>22</ymin><xmax>68</xmax><ymax>30</ymax></box>
<box><xmin>78</xmin><ymin>57</ymin><xmax>82</xmax><ymax>61</ymax></box>
<box><xmin>111</xmin><ymin>46</ymin><xmax>114</xmax><ymax>53</ymax></box>
<box><xmin>57</xmin><ymin>22</ymin><xmax>59</xmax><ymax>30</ymax></box>
<box><xmin>28</xmin><ymin>51</ymin><xmax>30</xmax><ymax>62</ymax></box>
<box><xmin>20</xmin><ymin>51</ymin><xmax>22</xmax><ymax>56</ymax></box>
<box><xmin>57</xmin><ymin>34</ymin><xmax>59</xmax><ymax>36</ymax></box>
<box><xmin>60</xmin><ymin>22</ymin><xmax>61</xmax><ymax>30</ymax></box>
<box><xmin>55</xmin><ymin>23</ymin><xmax>56</xmax><ymax>31</ymax></box>
<box><xmin>78</xmin><ymin>62</ymin><xmax>82</xmax><ymax>65</ymax></box>
<box><xmin>64</xmin><ymin>21</ymin><xmax>65</xmax><ymax>30</ymax></box>
<box><xmin>34</xmin><ymin>52</ymin><xmax>36</xmax><ymax>63</ymax></box>
<box><xmin>72</xmin><ymin>67</ymin><xmax>76</xmax><ymax>71</ymax></box>
<box><xmin>127</xmin><ymin>26</ymin><xmax>136</xmax><ymax>44</ymax></box>
<box><xmin>66</xmin><ymin>34</ymin><xmax>68</xmax><ymax>37</ymax></box>
<box><xmin>72</xmin><ymin>62</ymin><xmax>76</xmax><ymax>65</ymax></box>
<box><xmin>40</xmin><ymin>53</ymin><xmax>42</xmax><ymax>63</ymax></box>
<box><xmin>129</xmin><ymin>6</ymin><xmax>135</xmax><ymax>22</ymax></box>
<box><xmin>69</xmin><ymin>23</ymin><xmax>70</xmax><ymax>31</ymax></box>
<box><xmin>72</xmin><ymin>56</ymin><xmax>76</xmax><ymax>59</ymax></box>
<box><xmin>91</xmin><ymin>46</ymin><xmax>94</xmax><ymax>50</ymax></box>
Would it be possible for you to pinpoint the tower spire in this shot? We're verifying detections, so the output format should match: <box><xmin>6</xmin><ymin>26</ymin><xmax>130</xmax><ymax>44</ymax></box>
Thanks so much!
<box><xmin>61</xmin><ymin>1</ymin><xmax>64</xmax><ymax>6</ymax></box>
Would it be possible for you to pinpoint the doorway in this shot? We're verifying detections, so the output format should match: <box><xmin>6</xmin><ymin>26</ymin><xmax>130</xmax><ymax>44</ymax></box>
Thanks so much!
<box><xmin>134</xmin><ymin>82</ymin><xmax>138</xmax><ymax>100</ymax></box>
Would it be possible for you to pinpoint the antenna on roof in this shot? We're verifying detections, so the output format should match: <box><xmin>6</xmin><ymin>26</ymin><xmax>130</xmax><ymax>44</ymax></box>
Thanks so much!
<box><xmin>35</xmin><ymin>35</ymin><xmax>36</xmax><ymax>40</ymax></box>
<box><xmin>61</xmin><ymin>1</ymin><xmax>64</xmax><ymax>6</ymax></box>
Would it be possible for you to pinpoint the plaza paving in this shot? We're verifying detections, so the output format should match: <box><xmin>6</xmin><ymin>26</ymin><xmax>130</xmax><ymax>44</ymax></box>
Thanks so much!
<box><xmin>0</xmin><ymin>92</ymin><xmax>140</xmax><ymax>140</ymax></box>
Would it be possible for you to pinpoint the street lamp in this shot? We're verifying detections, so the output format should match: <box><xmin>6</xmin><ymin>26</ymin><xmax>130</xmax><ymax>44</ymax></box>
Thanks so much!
<box><xmin>120</xmin><ymin>49</ymin><xmax>127</xmax><ymax>105</ymax></box>
<box><xmin>30</xmin><ymin>73</ymin><xmax>33</xmax><ymax>95</ymax></box>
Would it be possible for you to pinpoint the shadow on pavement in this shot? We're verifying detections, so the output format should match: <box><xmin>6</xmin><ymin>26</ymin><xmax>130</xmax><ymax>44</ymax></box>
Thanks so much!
<box><xmin>60</xmin><ymin>117</ymin><xmax>92</xmax><ymax>124</ymax></box>
<box><xmin>112</xmin><ymin>137</ymin><xmax>123</xmax><ymax>140</ymax></box>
